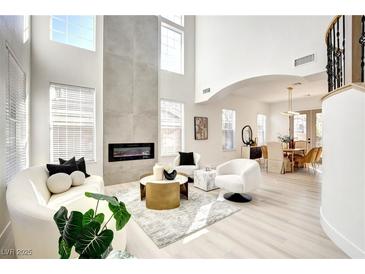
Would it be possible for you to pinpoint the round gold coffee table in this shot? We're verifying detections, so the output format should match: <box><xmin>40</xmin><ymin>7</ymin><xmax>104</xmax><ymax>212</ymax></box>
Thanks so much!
<box><xmin>139</xmin><ymin>174</ymin><xmax>188</xmax><ymax>210</ymax></box>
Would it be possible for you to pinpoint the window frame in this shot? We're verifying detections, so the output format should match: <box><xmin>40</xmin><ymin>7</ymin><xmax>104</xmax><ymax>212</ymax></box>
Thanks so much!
<box><xmin>49</xmin><ymin>15</ymin><xmax>96</xmax><ymax>52</ymax></box>
<box><xmin>161</xmin><ymin>15</ymin><xmax>184</xmax><ymax>27</ymax></box>
<box><xmin>49</xmin><ymin>83</ymin><xmax>96</xmax><ymax>163</ymax></box>
<box><xmin>160</xmin><ymin>16</ymin><xmax>185</xmax><ymax>75</ymax></box>
<box><xmin>160</xmin><ymin>98</ymin><xmax>185</xmax><ymax>157</ymax></box>
<box><xmin>222</xmin><ymin>109</ymin><xmax>236</xmax><ymax>152</ymax></box>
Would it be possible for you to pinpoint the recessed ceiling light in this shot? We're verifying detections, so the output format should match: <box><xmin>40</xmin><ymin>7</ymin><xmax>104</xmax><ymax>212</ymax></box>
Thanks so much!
<box><xmin>306</xmin><ymin>93</ymin><xmax>311</xmax><ymax>97</ymax></box>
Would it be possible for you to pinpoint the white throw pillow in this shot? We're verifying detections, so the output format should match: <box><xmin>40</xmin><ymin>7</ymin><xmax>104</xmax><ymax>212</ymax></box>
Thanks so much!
<box><xmin>46</xmin><ymin>173</ymin><xmax>72</xmax><ymax>194</ymax></box>
<box><xmin>70</xmin><ymin>170</ymin><xmax>86</xmax><ymax>186</ymax></box>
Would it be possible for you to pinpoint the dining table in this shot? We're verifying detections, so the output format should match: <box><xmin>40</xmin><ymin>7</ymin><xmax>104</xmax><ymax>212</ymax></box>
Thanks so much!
<box><xmin>283</xmin><ymin>148</ymin><xmax>306</xmax><ymax>172</ymax></box>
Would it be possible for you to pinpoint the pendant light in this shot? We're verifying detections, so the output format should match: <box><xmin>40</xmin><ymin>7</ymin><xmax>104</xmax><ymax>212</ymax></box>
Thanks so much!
<box><xmin>281</xmin><ymin>87</ymin><xmax>300</xmax><ymax>116</ymax></box>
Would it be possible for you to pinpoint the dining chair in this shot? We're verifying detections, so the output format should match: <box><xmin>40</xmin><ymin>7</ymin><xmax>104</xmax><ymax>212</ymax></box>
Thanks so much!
<box><xmin>267</xmin><ymin>142</ymin><xmax>290</xmax><ymax>174</ymax></box>
<box><xmin>294</xmin><ymin>147</ymin><xmax>319</xmax><ymax>173</ymax></box>
<box><xmin>314</xmin><ymin>147</ymin><xmax>322</xmax><ymax>168</ymax></box>
<box><xmin>294</xmin><ymin>140</ymin><xmax>307</xmax><ymax>155</ymax></box>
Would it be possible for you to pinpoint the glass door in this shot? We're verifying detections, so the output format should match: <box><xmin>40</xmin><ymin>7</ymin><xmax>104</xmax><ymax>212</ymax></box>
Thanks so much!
<box><xmin>292</xmin><ymin>112</ymin><xmax>309</xmax><ymax>142</ymax></box>
<box><xmin>313</xmin><ymin>110</ymin><xmax>322</xmax><ymax>147</ymax></box>
<box><xmin>290</xmin><ymin>109</ymin><xmax>322</xmax><ymax>150</ymax></box>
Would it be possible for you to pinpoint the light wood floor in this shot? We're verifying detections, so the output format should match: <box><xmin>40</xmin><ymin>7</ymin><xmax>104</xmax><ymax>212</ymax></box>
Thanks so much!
<box><xmin>106</xmin><ymin>168</ymin><xmax>348</xmax><ymax>259</ymax></box>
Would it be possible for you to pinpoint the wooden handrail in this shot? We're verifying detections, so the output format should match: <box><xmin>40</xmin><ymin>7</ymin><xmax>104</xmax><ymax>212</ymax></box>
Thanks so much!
<box><xmin>325</xmin><ymin>15</ymin><xmax>343</xmax><ymax>45</ymax></box>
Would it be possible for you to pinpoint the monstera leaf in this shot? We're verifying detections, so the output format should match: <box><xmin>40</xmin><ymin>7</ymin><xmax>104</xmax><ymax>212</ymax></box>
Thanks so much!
<box><xmin>54</xmin><ymin>193</ymin><xmax>131</xmax><ymax>259</ymax></box>
<box><xmin>54</xmin><ymin>206</ymin><xmax>83</xmax><ymax>246</ymax></box>
<box><xmin>85</xmin><ymin>192</ymin><xmax>119</xmax><ymax>206</ymax></box>
<box><xmin>108</xmin><ymin>201</ymin><xmax>131</xmax><ymax>231</ymax></box>
<box><xmin>58</xmin><ymin>237</ymin><xmax>72</xmax><ymax>259</ymax></box>
<box><xmin>75</xmin><ymin>221</ymin><xmax>113</xmax><ymax>259</ymax></box>
<box><xmin>82</xmin><ymin>209</ymin><xmax>105</xmax><ymax>226</ymax></box>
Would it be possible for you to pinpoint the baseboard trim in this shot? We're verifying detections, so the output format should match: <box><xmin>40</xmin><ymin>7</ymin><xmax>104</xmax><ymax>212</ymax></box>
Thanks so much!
<box><xmin>320</xmin><ymin>207</ymin><xmax>365</xmax><ymax>258</ymax></box>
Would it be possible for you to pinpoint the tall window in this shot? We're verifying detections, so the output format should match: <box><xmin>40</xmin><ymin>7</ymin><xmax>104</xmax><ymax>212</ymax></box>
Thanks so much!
<box><xmin>222</xmin><ymin>109</ymin><xmax>236</xmax><ymax>151</ymax></box>
<box><xmin>5</xmin><ymin>48</ymin><xmax>27</xmax><ymax>183</ymax></box>
<box><xmin>160</xmin><ymin>99</ymin><xmax>184</xmax><ymax>156</ymax></box>
<box><xmin>160</xmin><ymin>15</ymin><xmax>184</xmax><ymax>74</ymax></box>
<box><xmin>50</xmin><ymin>84</ymin><xmax>96</xmax><ymax>163</ymax></box>
<box><xmin>50</xmin><ymin>16</ymin><xmax>95</xmax><ymax>51</ymax></box>
<box><xmin>257</xmin><ymin>114</ymin><xmax>267</xmax><ymax>145</ymax></box>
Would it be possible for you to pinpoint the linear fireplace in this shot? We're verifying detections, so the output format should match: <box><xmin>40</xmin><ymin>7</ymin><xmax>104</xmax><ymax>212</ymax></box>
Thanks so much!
<box><xmin>108</xmin><ymin>143</ymin><xmax>155</xmax><ymax>162</ymax></box>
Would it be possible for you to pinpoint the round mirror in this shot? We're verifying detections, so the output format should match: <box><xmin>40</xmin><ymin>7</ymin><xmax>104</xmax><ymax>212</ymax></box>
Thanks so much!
<box><xmin>241</xmin><ymin>125</ymin><xmax>253</xmax><ymax>145</ymax></box>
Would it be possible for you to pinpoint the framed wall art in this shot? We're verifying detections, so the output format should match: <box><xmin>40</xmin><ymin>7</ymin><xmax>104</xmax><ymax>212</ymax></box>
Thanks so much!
<box><xmin>194</xmin><ymin>117</ymin><xmax>208</xmax><ymax>140</ymax></box>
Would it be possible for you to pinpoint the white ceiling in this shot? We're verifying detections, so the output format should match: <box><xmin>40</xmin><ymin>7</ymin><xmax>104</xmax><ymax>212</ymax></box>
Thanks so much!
<box><xmin>210</xmin><ymin>72</ymin><xmax>328</xmax><ymax>104</ymax></box>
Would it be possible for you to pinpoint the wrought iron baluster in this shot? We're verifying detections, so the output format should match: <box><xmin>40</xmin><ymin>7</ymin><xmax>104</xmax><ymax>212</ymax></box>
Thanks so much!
<box><xmin>332</xmin><ymin>27</ymin><xmax>336</xmax><ymax>89</ymax></box>
<box><xmin>360</xmin><ymin>15</ymin><xmax>365</xmax><ymax>82</ymax></box>
<box><xmin>336</xmin><ymin>18</ymin><xmax>341</xmax><ymax>87</ymax></box>
<box><xmin>326</xmin><ymin>33</ymin><xmax>333</xmax><ymax>92</ymax></box>
<box><xmin>342</xmin><ymin>16</ymin><xmax>346</xmax><ymax>85</ymax></box>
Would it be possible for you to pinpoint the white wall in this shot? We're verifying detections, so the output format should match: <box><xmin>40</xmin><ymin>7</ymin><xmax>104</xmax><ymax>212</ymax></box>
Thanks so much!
<box><xmin>159</xmin><ymin>16</ymin><xmax>269</xmax><ymax>168</ymax></box>
<box><xmin>195</xmin><ymin>16</ymin><xmax>332</xmax><ymax>102</ymax></box>
<box><xmin>321</xmin><ymin>87</ymin><xmax>365</xmax><ymax>258</ymax></box>
<box><xmin>0</xmin><ymin>16</ymin><xmax>31</xmax><ymax>241</ymax></box>
<box><xmin>30</xmin><ymin>16</ymin><xmax>103</xmax><ymax>176</ymax></box>
<box><xmin>268</xmin><ymin>95</ymin><xmax>322</xmax><ymax>141</ymax></box>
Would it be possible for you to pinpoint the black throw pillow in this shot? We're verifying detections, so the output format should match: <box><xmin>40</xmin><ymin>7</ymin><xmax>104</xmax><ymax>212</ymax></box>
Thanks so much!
<box><xmin>47</xmin><ymin>157</ymin><xmax>78</xmax><ymax>176</ymax></box>
<box><xmin>179</xmin><ymin>152</ymin><xmax>195</xmax><ymax>166</ymax></box>
<box><xmin>59</xmin><ymin>157</ymin><xmax>90</xmax><ymax>178</ymax></box>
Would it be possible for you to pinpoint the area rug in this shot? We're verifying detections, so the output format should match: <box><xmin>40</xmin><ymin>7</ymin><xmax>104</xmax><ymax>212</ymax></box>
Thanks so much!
<box><xmin>113</xmin><ymin>183</ymin><xmax>240</xmax><ymax>248</ymax></box>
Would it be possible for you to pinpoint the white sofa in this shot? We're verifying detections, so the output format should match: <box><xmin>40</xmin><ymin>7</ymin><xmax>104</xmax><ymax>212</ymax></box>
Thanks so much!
<box><xmin>6</xmin><ymin>166</ymin><xmax>126</xmax><ymax>258</ymax></box>
<box><xmin>173</xmin><ymin>152</ymin><xmax>201</xmax><ymax>179</ymax></box>
<box><xmin>215</xmin><ymin>159</ymin><xmax>262</xmax><ymax>202</ymax></box>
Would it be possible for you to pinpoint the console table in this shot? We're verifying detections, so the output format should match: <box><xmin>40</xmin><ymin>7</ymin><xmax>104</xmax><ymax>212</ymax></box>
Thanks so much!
<box><xmin>241</xmin><ymin>146</ymin><xmax>262</xmax><ymax>159</ymax></box>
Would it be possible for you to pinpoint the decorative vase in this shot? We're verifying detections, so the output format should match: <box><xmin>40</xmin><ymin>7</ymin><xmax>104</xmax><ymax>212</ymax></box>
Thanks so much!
<box><xmin>164</xmin><ymin>169</ymin><xmax>177</xmax><ymax>180</ymax></box>
<box><xmin>282</xmin><ymin>142</ymin><xmax>289</xmax><ymax>149</ymax></box>
<box><xmin>153</xmin><ymin>164</ymin><xmax>164</xmax><ymax>180</ymax></box>
<box><xmin>289</xmin><ymin>140</ymin><xmax>294</xmax><ymax>149</ymax></box>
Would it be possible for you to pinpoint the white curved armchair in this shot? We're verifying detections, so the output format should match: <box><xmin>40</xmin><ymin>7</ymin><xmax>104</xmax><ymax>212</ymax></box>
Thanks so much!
<box><xmin>215</xmin><ymin>159</ymin><xmax>262</xmax><ymax>202</ymax></box>
<box><xmin>173</xmin><ymin>152</ymin><xmax>201</xmax><ymax>180</ymax></box>
<box><xmin>6</xmin><ymin>166</ymin><xmax>126</xmax><ymax>258</ymax></box>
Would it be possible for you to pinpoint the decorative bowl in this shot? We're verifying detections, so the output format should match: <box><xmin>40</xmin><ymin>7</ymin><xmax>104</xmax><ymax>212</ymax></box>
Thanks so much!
<box><xmin>163</xmin><ymin>169</ymin><xmax>177</xmax><ymax>180</ymax></box>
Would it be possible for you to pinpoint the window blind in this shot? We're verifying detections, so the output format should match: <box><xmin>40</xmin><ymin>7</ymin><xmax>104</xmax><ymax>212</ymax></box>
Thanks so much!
<box><xmin>222</xmin><ymin>109</ymin><xmax>236</xmax><ymax>151</ymax></box>
<box><xmin>160</xmin><ymin>99</ymin><xmax>184</xmax><ymax>156</ymax></box>
<box><xmin>5</xmin><ymin>48</ymin><xmax>27</xmax><ymax>184</ymax></box>
<box><xmin>50</xmin><ymin>83</ymin><xmax>96</xmax><ymax>163</ymax></box>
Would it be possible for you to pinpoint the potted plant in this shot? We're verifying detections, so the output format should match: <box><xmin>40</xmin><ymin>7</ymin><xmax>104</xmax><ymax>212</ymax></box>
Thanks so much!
<box><xmin>53</xmin><ymin>192</ymin><xmax>131</xmax><ymax>259</ymax></box>
<box><xmin>278</xmin><ymin>134</ymin><xmax>293</xmax><ymax>149</ymax></box>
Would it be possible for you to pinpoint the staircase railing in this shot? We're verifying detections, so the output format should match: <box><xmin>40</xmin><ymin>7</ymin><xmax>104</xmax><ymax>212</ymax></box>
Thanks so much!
<box><xmin>325</xmin><ymin>16</ymin><xmax>345</xmax><ymax>92</ymax></box>
<box><xmin>325</xmin><ymin>15</ymin><xmax>365</xmax><ymax>92</ymax></box>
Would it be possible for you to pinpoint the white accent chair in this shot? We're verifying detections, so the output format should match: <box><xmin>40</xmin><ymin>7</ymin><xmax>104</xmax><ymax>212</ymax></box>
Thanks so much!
<box><xmin>267</xmin><ymin>142</ymin><xmax>290</xmax><ymax>174</ymax></box>
<box><xmin>173</xmin><ymin>152</ymin><xmax>201</xmax><ymax>180</ymax></box>
<box><xmin>6</xmin><ymin>166</ymin><xmax>127</xmax><ymax>258</ymax></box>
<box><xmin>215</xmin><ymin>159</ymin><xmax>262</xmax><ymax>202</ymax></box>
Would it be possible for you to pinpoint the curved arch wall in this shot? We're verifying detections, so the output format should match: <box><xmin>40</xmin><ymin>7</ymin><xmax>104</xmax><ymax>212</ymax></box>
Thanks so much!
<box><xmin>195</xmin><ymin>16</ymin><xmax>332</xmax><ymax>102</ymax></box>
<box><xmin>321</xmin><ymin>84</ymin><xmax>365</xmax><ymax>258</ymax></box>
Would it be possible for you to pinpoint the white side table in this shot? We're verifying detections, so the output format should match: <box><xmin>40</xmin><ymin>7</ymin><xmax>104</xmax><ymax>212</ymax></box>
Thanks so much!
<box><xmin>193</xmin><ymin>169</ymin><xmax>218</xmax><ymax>191</ymax></box>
